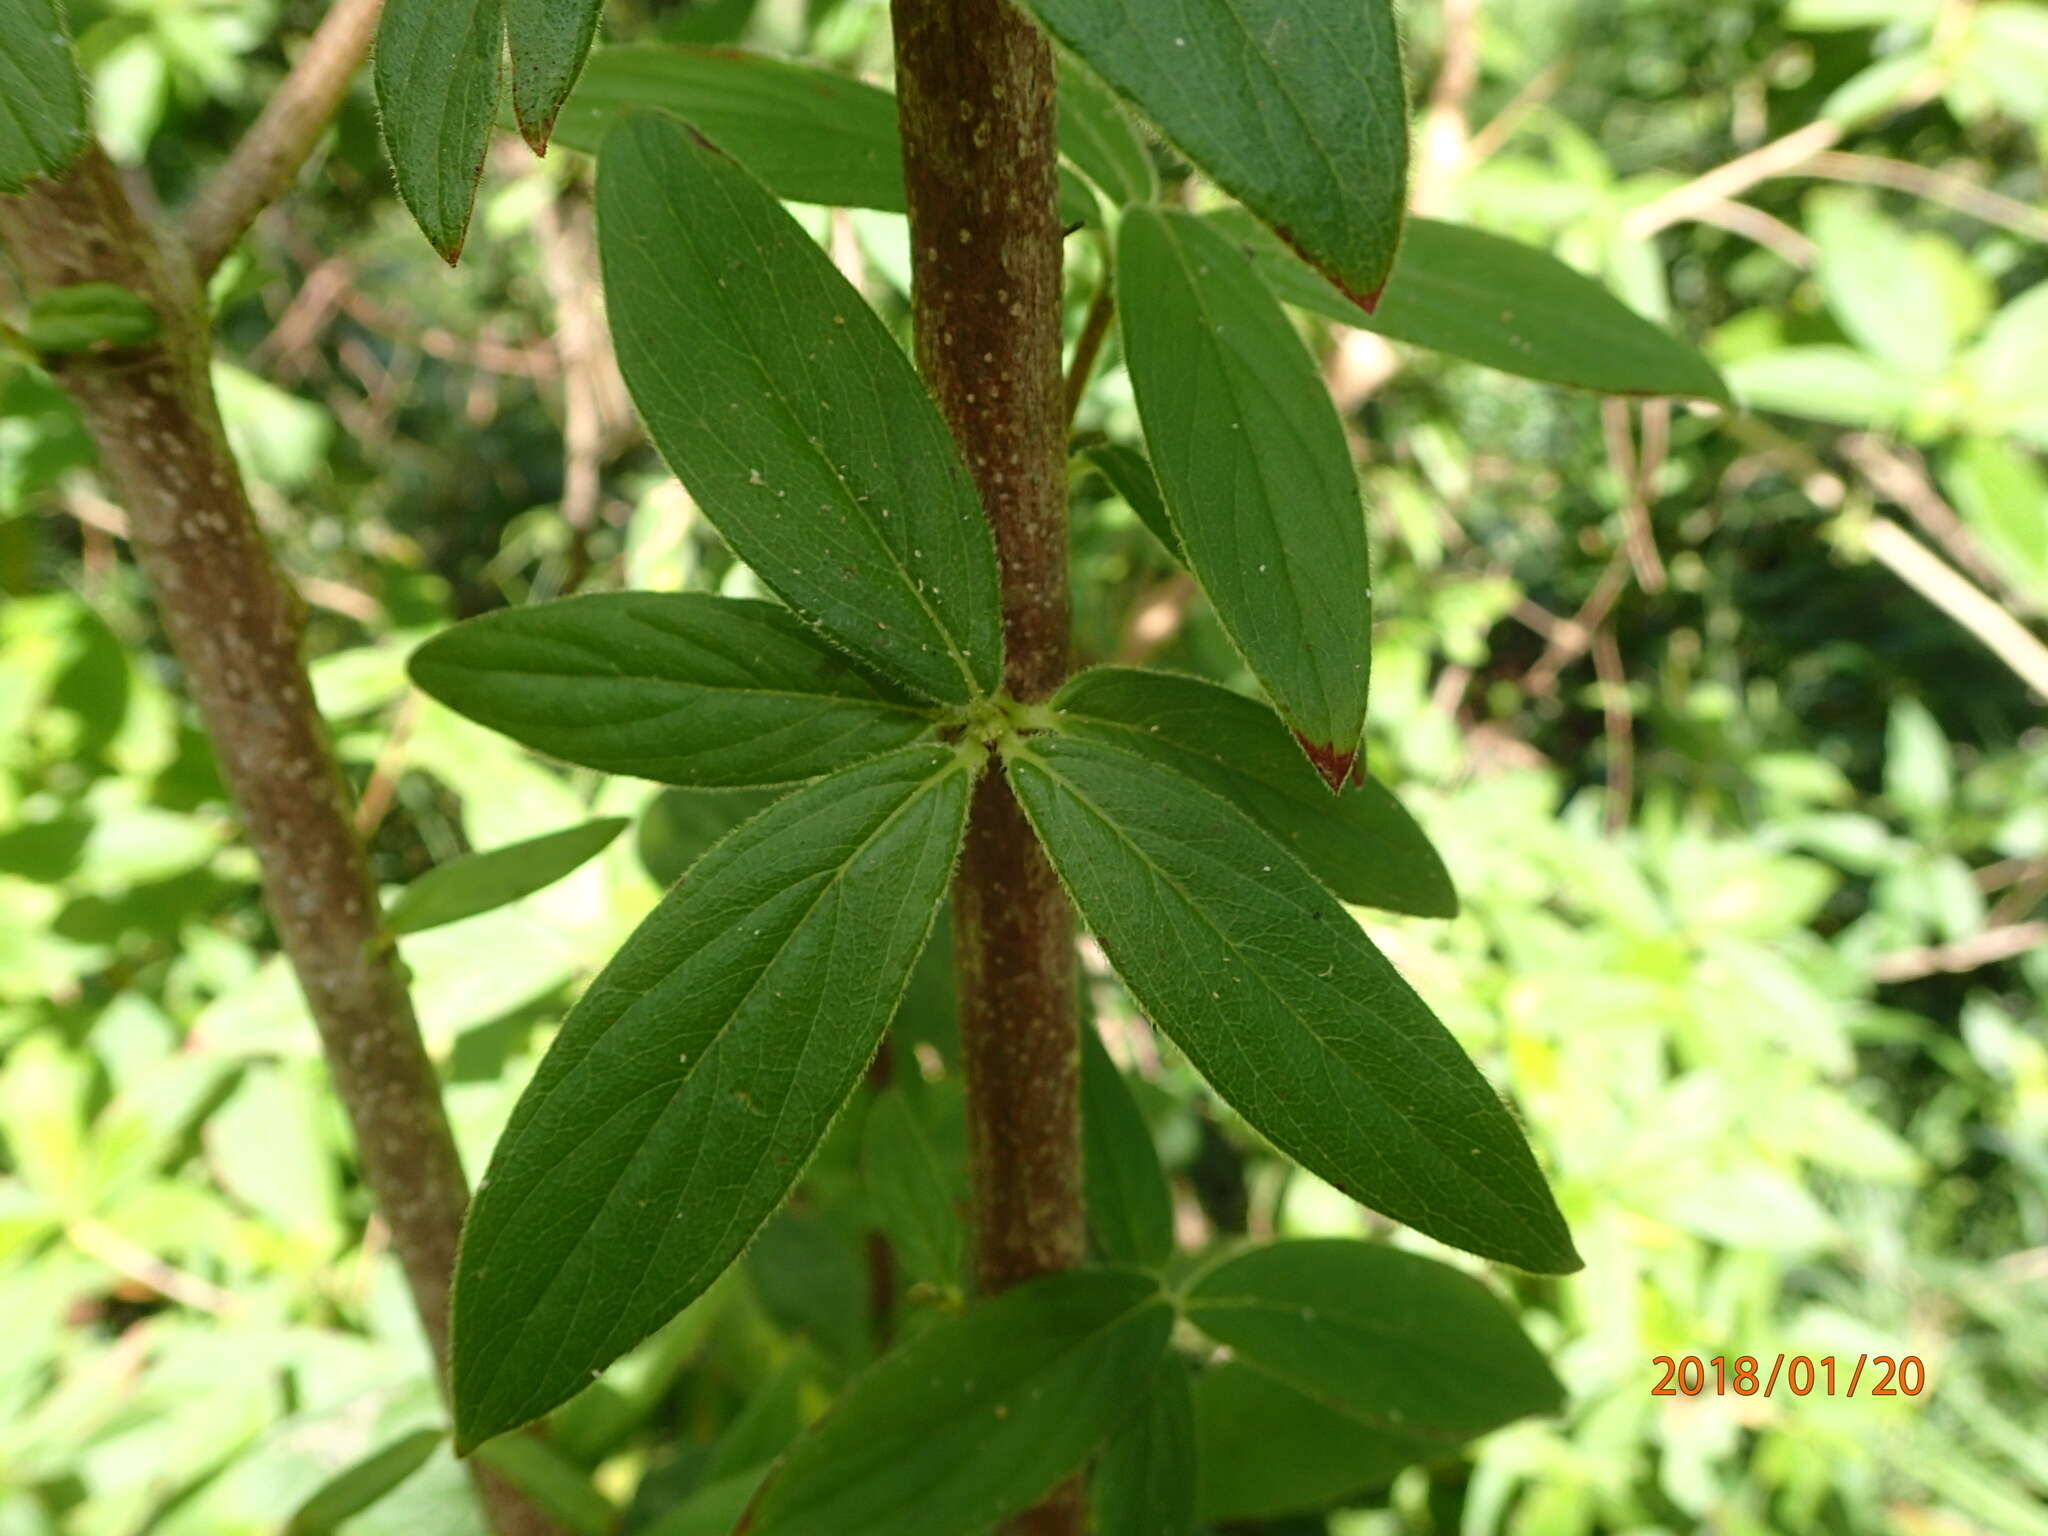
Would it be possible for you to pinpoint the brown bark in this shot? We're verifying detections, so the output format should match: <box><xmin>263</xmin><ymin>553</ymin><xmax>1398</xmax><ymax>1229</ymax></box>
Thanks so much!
<box><xmin>0</xmin><ymin>149</ymin><xmax>555</xmax><ymax>1536</ymax></box>
<box><xmin>891</xmin><ymin>3</ymin><xmax>1084</xmax><ymax>1529</ymax></box>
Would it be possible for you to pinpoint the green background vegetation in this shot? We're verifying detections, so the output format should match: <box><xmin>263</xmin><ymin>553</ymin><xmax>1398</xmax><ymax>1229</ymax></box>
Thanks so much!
<box><xmin>2</xmin><ymin>0</ymin><xmax>2044</xmax><ymax>1531</ymax></box>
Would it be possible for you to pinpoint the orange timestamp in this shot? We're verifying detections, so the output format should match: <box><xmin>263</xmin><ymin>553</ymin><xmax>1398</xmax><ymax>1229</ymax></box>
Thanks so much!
<box><xmin>1652</xmin><ymin>1354</ymin><xmax>1927</xmax><ymax>1398</ymax></box>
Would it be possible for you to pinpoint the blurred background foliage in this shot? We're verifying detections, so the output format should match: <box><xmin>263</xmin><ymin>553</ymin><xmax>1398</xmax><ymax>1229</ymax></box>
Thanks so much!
<box><xmin>2</xmin><ymin>0</ymin><xmax>2045</xmax><ymax>1532</ymax></box>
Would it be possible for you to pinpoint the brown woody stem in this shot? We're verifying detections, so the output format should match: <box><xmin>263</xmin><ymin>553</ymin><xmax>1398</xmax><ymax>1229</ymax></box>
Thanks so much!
<box><xmin>0</xmin><ymin>149</ymin><xmax>554</xmax><ymax>1536</ymax></box>
<box><xmin>891</xmin><ymin>2</ymin><xmax>1084</xmax><ymax>1528</ymax></box>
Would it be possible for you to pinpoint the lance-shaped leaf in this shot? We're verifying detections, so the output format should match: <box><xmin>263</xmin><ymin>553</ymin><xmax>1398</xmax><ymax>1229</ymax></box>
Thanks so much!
<box><xmin>1211</xmin><ymin>209</ymin><xmax>1733</xmax><ymax>403</ymax></box>
<box><xmin>450</xmin><ymin>745</ymin><xmax>975</xmax><ymax>1450</ymax></box>
<box><xmin>409</xmin><ymin>594</ymin><xmax>936</xmax><ymax>789</ymax></box>
<box><xmin>551</xmin><ymin>47</ymin><xmax>1101</xmax><ymax>227</ymax></box>
<box><xmin>1094</xmin><ymin>1355</ymin><xmax>1198</xmax><ymax>1536</ymax></box>
<box><xmin>1082</xmin><ymin>1024</ymin><xmax>1175</xmax><ymax>1269</ymax></box>
<box><xmin>1021</xmin><ymin>0</ymin><xmax>1408</xmax><ymax>308</ymax></box>
<box><xmin>375</xmin><ymin>0</ymin><xmax>504</xmax><ymax>262</ymax></box>
<box><xmin>1079</xmin><ymin>443</ymin><xmax>1182</xmax><ymax>563</ymax></box>
<box><xmin>286</xmin><ymin>1429</ymin><xmax>444</xmax><ymax>1535</ymax></box>
<box><xmin>552</xmin><ymin>46</ymin><xmax>906</xmax><ymax>207</ymax></box>
<box><xmin>599</xmin><ymin>113</ymin><xmax>1003</xmax><ymax>705</ymax></box>
<box><xmin>1193</xmin><ymin>1361</ymin><xmax>1424</xmax><ymax>1520</ymax></box>
<box><xmin>506</xmin><ymin>0</ymin><xmax>603</xmax><ymax>153</ymax></box>
<box><xmin>741</xmin><ymin>1269</ymin><xmax>1173</xmax><ymax>1536</ymax></box>
<box><xmin>1006</xmin><ymin>735</ymin><xmax>1577</xmax><ymax>1274</ymax></box>
<box><xmin>1184</xmin><ymin>1240</ymin><xmax>1563</xmax><ymax>1441</ymax></box>
<box><xmin>383</xmin><ymin>817</ymin><xmax>628</xmax><ymax>936</ymax></box>
<box><xmin>1057</xmin><ymin>56</ymin><xmax>1155</xmax><ymax>208</ymax></box>
<box><xmin>1118</xmin><ymin>208</ymin><xmax>1372</xmax><ymax>787</ymax></box>
<box><xmin>860</xmin><ymin>1088</ymin><xmax>962</xmax><ymax>1289</ymax></box>
<box><xmin>0</xmin><ymin>0</ymin><xmax>88</xmax><ymax>193</ymax></box>
<box><xmin>1057</xmin><ymin>668</ymin><xmax>1455</xmax><ymax>917</ymax></box>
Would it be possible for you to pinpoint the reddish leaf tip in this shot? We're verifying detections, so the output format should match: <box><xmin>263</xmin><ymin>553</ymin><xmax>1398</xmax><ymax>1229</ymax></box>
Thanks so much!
<box><xmin>1293</xmin><ymin>733</ymin><xmax>1360</xmax><ymax>794</ymax></box>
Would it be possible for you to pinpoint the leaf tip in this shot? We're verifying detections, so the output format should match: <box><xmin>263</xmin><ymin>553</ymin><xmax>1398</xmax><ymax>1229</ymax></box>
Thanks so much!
<box><xmin>1293</xmin><ymin>732</ymin><xmax>1361</xmax><ymax>795</ymax></box>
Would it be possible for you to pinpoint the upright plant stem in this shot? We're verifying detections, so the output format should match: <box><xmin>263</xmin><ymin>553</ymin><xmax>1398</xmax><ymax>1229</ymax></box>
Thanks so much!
<box><xmin>891</xmin><ymin>0</ymin><xmax>1084</xmax><ymax>1366</ymax></box>
<box><xmin>0</xmin><ymin>151</ymin><xmax>555</xmax><ymax>1536</ymax></box>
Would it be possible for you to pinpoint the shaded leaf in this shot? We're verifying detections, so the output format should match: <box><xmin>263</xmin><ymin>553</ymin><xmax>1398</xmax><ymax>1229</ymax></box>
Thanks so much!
<box><xmin>1079</xmin><ymin>443</ymin><xmax>1182</xmax><ymax>563</ymax></box>
<box><xmin>0</xmin><ymin>0</ymin><xmax>88</xmax><ymax>193</ymax></box>
<box><xmin>287</xmin><ymin>1430</ymin><xmax>444</xmax><ymax>1536</ymax></box>
<box><xmin>1057</xmin><ymin>55</ymin><xmax>1154</xmax><ymax>207</ymax></box>
<box><xmin>383</xmin><ymin>817</ymin><xmax>628</xmax><ymax>936</ymax></box>
<box><xmin>1118</xmin><ymin>207</ymin><xmax>1372</xmax><ymax>784</ymax></box>
<box><xmin>861</xmin><ymin>1088</ymin><xmax>962</xmax><ymax>1289</ymax></box>
<box><xmin>741</xmin><ymin>1269</ymin><xmax>1173</xmax><ymax>1536</ymax></box>
<box><xmin>1193</xmin><ymin>1361</ymin><xmax>1424</xmax><ymax>1520</ymax></box>
<box><xmin>1006</xmin><ymin>735</ymin><xmax>1578</xmax><ymax>1273</ymax></box>
<box><xmin>409</xmin><ymin>594</ymin><xmax>935</xmax><ymax>789</ymax></box>
<box><xmin>506</xmin><ymin>0</ymin><xmax>603</xmax><ymax>152</ymax></box>
<box><xmin>374</xmin><ymin>0</ymin><xmax>504</xmax><ymax>262</ymax></box>
<box><xmin>599</xmin><ymin>113</ymin><xmax>1003</xmax><ymax>704</ymax></box>
<box><xmin>1184</xmin><ymin>1239</ymin><xmax>1562</xmax><ymax>1440</ymax></box>
<box><xmin>1022</xmin><ymin>0</ymin><xmax>1408</xmax><ymax>307</ymax></box>
<box><xmin>1081</xmin><ymin>1024</ymin><xmax>1174</xmax><ymax>1269</ymax></box>
<box><xmin>451</xmin><ymin>745</ymin><xmax>974</xmax><ymax>1449</ymax></box>
<box><xmin>1212</xmin><ymin>209</ymin><xmax>1732</xmax><ymax>402</ymax></box>
<box><xmin>1057</xmin><ymin>667</ymin><xmax>1457</xmax><ymax>917</ymax></box>
<box><xmin>1093</xmin><ymin>1355</ymin><xmax>1198</xmax><ymax>1536</ymax></box>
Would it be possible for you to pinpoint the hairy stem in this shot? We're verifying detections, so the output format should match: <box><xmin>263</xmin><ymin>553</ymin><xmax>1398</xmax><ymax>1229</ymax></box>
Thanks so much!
<box><xmin>0</xmin><ymin>149</ymin><xmax>554</xmax><ymax>1536</ymax></box>
<box><xmin>891</xmin><ymin>2</ymin><xmax>1083</xmax><ymax>1527</ymax></box>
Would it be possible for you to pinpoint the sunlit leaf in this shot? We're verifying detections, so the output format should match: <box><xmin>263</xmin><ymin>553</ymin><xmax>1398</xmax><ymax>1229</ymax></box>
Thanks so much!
<box><xmin>451</xmin><ymin>745</ymin><xmax>974</xmax><ymax>1449</ymax></box>
<box><xmin>0</xmin><ymin>0</ymin><xmax>88</xmax><ymax>193</ymax></box>
<box><xmin>1007</xmin><ymin>735</ymin><xmax>1578</xmax><ymax>1273</ymax></box>
<box><xmin>599</xmin><ymin>112</ymin><xmax>1004</xmax><ymax>704</ymax></box>
<box><xmin>1057</xmin><ymin>667</ymin><xmax>1457</xmax><ymax>917</ymax></box>
<box><xmin>1022</xmin><ymin>0</ymin><xmax>1408</xmax><ymax>307</ymax></box>
<box><xmin>374</xmin><ymin>0</ymin><xmax>503</xmax><ymax>262</ymax></box>
<box><xmin>409</xmin><ymin>594</ymin><xmax>936</xmax><ymax>789</ymax></box>
<box><xmin>382</xmin><ymin>817</ymin><xmax>628</xmax><ymax>936</ymax></box>
<box><xmin>1118</xmin><ymin>207</ymin><xmax>1372</xmax><ymax>786</ymax></box>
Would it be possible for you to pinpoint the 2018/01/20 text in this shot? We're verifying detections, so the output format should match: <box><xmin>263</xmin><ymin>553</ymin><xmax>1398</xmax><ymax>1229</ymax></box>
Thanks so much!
<box><xmin>1652</xmin><ymin>1354</ymin><xmax>1927</xmax><ymax>1397</ymax></box>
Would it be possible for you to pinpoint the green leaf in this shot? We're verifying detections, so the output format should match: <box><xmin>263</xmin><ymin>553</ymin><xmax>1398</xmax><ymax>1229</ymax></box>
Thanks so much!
<box><xmin>506</xmin><ymin>0</ymin><xmax>602</xmax><ymax>153</ymax></box>
<box><xmin>1094</xmin><ymin>1356</ymin><xmax>1198</xmax><ymax>1536</ymax></box>
<box><xmin>286</xmin><ymin>1429</ymin><xmax>444</xmax><ymax>1536</ymax></box>
<box><xmin>1942</xmin><ymin>437</ymin><xmax>2048</xmax><ymax>605</ymax></box>
<box><xmin>374</xmin><ymin>0</ymin><xmax>504</xmax><ymax>262</ymax></box>
<box><xmin>1184</xmin><ymin>1239</ymin><xmax>1562</xmax><ymax>1442</ymax></box>
<box><xmin>22</xmin><ymin>283</ymin><xmax>158</xmax><ymax>353</ymax></box>
<box><xmin>1722</xmin><ymin>345</ymin><xmax>1916</xmax><ymax>428</ymax></box>
<box><xmin>409</xmin><ymin>594</ymin><xmax>935</xmax><ymax>789</ymax></box>
<box><xmin>552</xmin><ymin>45</ymin><xmax>1099</xmax><ymax>228</ymax></box>
<box><xmin>598</xmin><ymin>113</ymin><xmax>1003</xmax><ymax>705</ymax></box>
<box><xmin>1211</xmin><ymin>209</ymin><xmax>1732</xmax><ymax>402</ymax></box>
<box><xmin>0</xmin><ymin>0</ymin><xmax>88</xmax><ymax>194</ymax></box>
<box><xmin>860</xmin><ymin>1088</ymin><xmax>962</xmax><ymax>1290</ymax></box>
<box><xmin>1081</xmin><ymin>1024</ymin><xmax>1174</xmax><ymax>1269</ymax></box>
<box><xmin>1117</xmin><ymin>207</ymin><xmax>1372</xmax><ymax>786</ymax></box>
<box><xmin>1057</xmin><ymin>56</ymin><xmax>1154</xmax><ymax>207</ymax></box>
<box><xmin>1809</xmin><ymin>192</ymin><xmax>1955</xmax><ymax>378</ymax></box>
<box><xmin>741</xmin><ymin>1269</ymin><xmax>1173</xmax><ymax>1536</ymax></box>
<box><xmin>639</xmin><ymin>788</ymin><xmax>785</xmax><ymax>886</ymax></box>
<box><xmin>1006</xmin><ymin>735</ymin><xmax>1578</xmax><ymax>1274</ymax></box>
<box><xmin>383</xmin><ymin>817</ymin><xmax>627</xmax><ymax>936</ymax></box>
<box><xmin>1079</xmin><ymin>443</ymin><xmax>1182</xmax><ymax>563</ymax></box>
<box><xmin>552</xmin><ymin>45</ymin><xmax>905</xmax><ymax>208</ymax></box>
<box><xmin>1022</xmin><ymin>0</ymin><xmax>1407</xmax><ymax>308</ymax></box>
<box><xmin>1192</xmin><ymin>1361</ymin><xmax>1423</xmax><ymax>1520</ymax></box>
<box><xmin>1057</xmin><ymin>667</ymin><xmax>1457</xmax><ymax>917</ymax></box>
<box><xmin>450</xmin><ymin>744</ymin><xmax>975</xmax><ymax>1450</ymax></box>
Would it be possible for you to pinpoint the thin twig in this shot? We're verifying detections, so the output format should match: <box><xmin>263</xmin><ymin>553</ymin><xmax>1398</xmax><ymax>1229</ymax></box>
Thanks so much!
<box><xmin>1802</xmin><ymin>151</ymin><xmax>2048</xmax><ymax>244</ymax></box>
<box><xmin>1857</xmin><ymin>518</ymin><xmax>2048</xmax><ymax>698</ymax></box>
<box><xmin>1603</xmin><ymin>398</ymin><xmax>1668</xmax><ymax>594</ymax></box>
<box><xmin>69</xmin><ymin>1218</ymin><xmax>242</xmax><ymax>1316</ymax></box>
<box><xmin>1840</xmin><ymin>434</ymin><xmax>2036</xmax><ymax>615</ymax></box>
<box><xmin>1872</xmin><ymin>923</ymin><xmax>2048</xmax><ymax>983</ymax></box>
<box><xmin>1624</xmin><ymin>120</ymin><xmax>1845</xmax><ymax>241</ymax></box>
<box><xmin>1415</xmin><ymin>0</ymin><xmax>1484</xmax><ymax>212</ymax></box>
<box><xmin>1592</xmin><ymin>627</ymin><xmax>1633</xmax><ymax>833</ymax></box>
<box><xmin>184</xmin><ymin>0</ymin><xmax>387</xmax><ymax>277</ymax></box>
<box><xmin>1064</xmin><ymin>277</ymin><xmax>1116</xmax><ymax>429</ymax></box>
<box><xmin>1524</xmin><ymin>551</ymin><xmax>1632</xmax><ymax>694</ymax></box>
<box><xmin>1464</xmin><ymin>58</ymin><xmax>1567</xmax><ymax>168</ymax></box>
<box><xmin>1689</xmin><ymin>197</ymin><xmax>1818</xmax><ymax>265</ymax></box>
<box><xmin>354</xmin><ymin>690</ymin><xmax>421</xmax><ymax>839</ymax></box>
